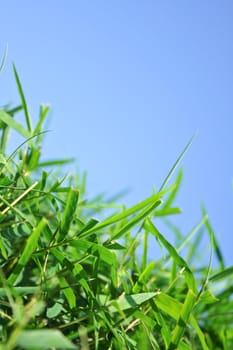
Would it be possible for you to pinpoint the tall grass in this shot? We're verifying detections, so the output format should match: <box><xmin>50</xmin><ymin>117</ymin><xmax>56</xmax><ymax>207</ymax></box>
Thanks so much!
<box><xmin>0</xmin><ymin>64</ymin><xmax>232</xmax><ymax>349</ymax></box>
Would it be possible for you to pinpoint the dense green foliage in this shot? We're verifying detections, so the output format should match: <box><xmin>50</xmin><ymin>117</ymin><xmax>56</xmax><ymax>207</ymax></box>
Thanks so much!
<box><xmin>0</xmin><ymin>65</ymin><xmax>232</xmax><ymax>349</ymax></box>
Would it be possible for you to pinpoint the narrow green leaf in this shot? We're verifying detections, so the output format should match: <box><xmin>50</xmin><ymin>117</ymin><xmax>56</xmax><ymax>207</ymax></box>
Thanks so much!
<box><xmin>0</xmin><ymin>109</ymin><xmax>30</xmax><ymax>138</ymax></box>
<box><xmin>159</xmin><ymin>132</ymin><xmax>197</xmax><ymax>191</ymax></box>
<box><xmin>144</xmin><ymin>218</ymin><xmax>198</xmax><ymax>293</ymax></box>
<box><xmin>109</xmin><ymin>292</ymin><xmax>159</xmax><ymax>312</ymax></box>
<box><xmin>111</xmin><ymin>199</ymin><xmax>162</xmax><ymax>240</ymax></box>
<box><xmin>163</xmin><ymin>168</ymin><xmax>183</xmax><ymax>208</ymax></box>
<box><xmin>202</xmin><ymin>205</ymin><xmax>225</xmax><ymax>269</ymax></box>
<box><xmin>169</xmin><ymin>289</ymin><xmax>196</xmax><ymax>349</ymax></box>
<box><xmin>60</xmin><ymin>277</ymin><xmax>76</xmax><ymax>309</ymax></box>
<box><xmin>8</xmin><ymin>217</ymin><xmax>47</xmax><ymax>285</ymax></box>
<box><xmin>70</xmin><ymin>239</ymin><xmax>117</xmax><ymax>266</ymax></box>
<box><xmin>13</xmin><ymin>63</ymin><xmax>32</xmax><ymax>132</ymax></box>
<box><xmin>154</xmin><ymin>207</ymin><xmax>182</xmax><ymax>216</ymax></box>
<box><xmin>0</xmin><ymin>286</ymin><xmax>39</xmax><ymax>297</ymax></box>
<box><xmin>59</xmin><ymin>188</ymin><xmax>79</xmax><ymax>240</ymax></box>
<box><xmin>79</xmin><ymin>186</ymin><xmax>173</xmax><ymax>238</ymax></box>
<box><xmin>34</xmin><ymin>104</ymin><xmax>50</xmax><ymax>135</ymax></box>
<box><xmin>209</xmin><ymin>265</ymin><xmax>233</xmax><ymax>282</ymax></box>
<box><xmin>16</xmin><ymin>330</ymin><xmax>76</xmax><ymax>349</ymax></box>
<box><xmin>38</xmin><ymin>158</ymin><xmax>75</xmax><ymax>167</ymax></box>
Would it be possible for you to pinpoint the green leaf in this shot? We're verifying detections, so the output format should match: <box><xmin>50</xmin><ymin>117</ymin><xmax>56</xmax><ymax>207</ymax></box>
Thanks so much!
<box><xmin>59</xmin><ymin>187</ymin><xmax>79</xmax><ymax>240</ymax></box>
<box><xmin>198</xmin><ymin>289</ymin><xmax>219</xmax><ymax>304</ymax></box>
<box><xmin>79</xmin><ymin>186</ymin><xmax>173</xmax><ymax>239</ymax></box>
<box><xmin>70</xmin><ymin>239</ymin><xmax>117</xmax><ymax>266</ymax></box>
<box><xmin>0</xmin><ymin>109</ymin><xmax>30</xmax><ymax>138</ymax></box>
<box><xmin>169</xmin><ymin>289</ymin><xmax>197</xmax><ymax>349</ymax></box>
<box><xmin>8</xmin><ymin>217</ymin><xmax>47</xmax><ymax>285</ymax></box>
<box><xmin>13</xmin><ymin>63</ymin><xmax>33</xmax><ymax>132</ymax></box>
<box><xmin>159</xmin><ymin>133</ymin><xmax>197</xmax><ymax>191</ymax></box>
<box><xmin>144</xmin><ymin>218</ymin><xmax>198</xmax><ymax>293</ymax></box>
<box><xmin>46</xmin><ymin>302</ymin><xmax>63</xmax><ymax>318</ymax></box>
<box><xmin>109</xmin><ymin>292</ymin><xmax>159</xmax><ymax>312</ymax></box>
<box><xmin>111</xmin><ymin>198</ymin><xmax>162</xmax><ymax>240</ymax></box>
<box><xmin>60</xmin><ymin>277</ymin><xmax>76</xmax><ymax>309</ymax></box>
<box><xmin>0</xmin><ymin>286</ymin><xmax>39</xmax><ymax>297</ymax></box>
<box><xmin>202</xmin><ymin>205</ymin><xmax>225</xmax><ymax>269</ymax></box>
<box><xmin>16</xmin><ymin>330</ymin><xmax>76</xmax><ymax>349</ymax></box>
<box><xmin>209</xmin><ymin>265</ymin><xmax>233</xmax><ymax>282</ymax></box>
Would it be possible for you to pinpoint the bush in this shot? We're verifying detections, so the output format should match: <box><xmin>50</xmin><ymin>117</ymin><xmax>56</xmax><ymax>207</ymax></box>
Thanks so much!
<box><xmin>0</xmin><ymin>65</ymin><xmax>232</xmax><ymax>349</ymax></box>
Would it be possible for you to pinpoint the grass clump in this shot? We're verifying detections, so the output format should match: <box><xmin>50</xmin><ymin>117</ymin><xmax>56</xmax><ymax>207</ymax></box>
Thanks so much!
<box><xmin>0</xmin><ymin>64</ymin><xmax>232</xmax><ymax>350</ymax></box>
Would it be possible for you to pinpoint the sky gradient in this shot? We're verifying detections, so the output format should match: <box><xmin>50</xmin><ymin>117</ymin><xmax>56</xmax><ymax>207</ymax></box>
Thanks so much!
<box><xmin>1</xmin><ymin>1</ymin><xmax>233</xmax><ymax>265</ymax></box>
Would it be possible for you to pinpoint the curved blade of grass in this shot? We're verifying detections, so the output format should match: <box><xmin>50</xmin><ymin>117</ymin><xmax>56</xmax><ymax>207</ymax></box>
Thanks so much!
<box><xmin>13</xmin><ymin>63</ymin><xmax>32</xmax><ymax>132</ymax></box>
<box><xmin>202</xmin><ymin>205</ymin><xmax>225</xmax><ymax>269</ymax></box>
<box><xmin>144</xmin><ymin>218</ymin><xmax>198</xmax><ymax>293</ymax></box>
<box><xmin>8</xmin><ymin>217</ymin><xmax>47</xmax><ymax>285</ymax></box>
<box><xmin>110</xmin><ymin>199</ymin><xmax>162</xmax><ymax>240</ymax></box>
<box><xmin>163</xmin><ymin>169</ymin><xmax>183</xmax><ymax>209</ymax></box>
<box><xmin>79</xmin><ymin>186</ymin><xmax>173</xmax><ymax>239</ymax></box>
<box><xmin>209</xmin><ymin>266</ymin><xmax>233</xmax><ymax>282</ymax></box>
<box><xmin>0</xmin><ymin>109</ymin><xmax>30</xmax><ymax>138</ymax></box>
<box><xmin>34</xmin><ymin>104</ymin><xmax>50</xmax><ymax>135</ymax></box>
<box><xmin>159</xmin><ymin>132</ymin><xmax>197</xmax><ymax>191</ymax></box>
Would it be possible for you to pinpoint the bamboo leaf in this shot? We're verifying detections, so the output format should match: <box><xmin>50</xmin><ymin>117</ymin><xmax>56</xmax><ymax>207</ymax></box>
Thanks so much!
<box><xmin>0</xmin><ymin>109</ymin><xmax>30</xmax><ymax>138</ymax></box>
<box><xmin>8</xmin><ymin>217</ymin><xmax>47</xmax><ymax>285</ymax></box>
<box><xmin>13</xmin><ymin>64</ymin><xmax>32</xmax><ymax>132</ymax></box>
<box><xmin>16</xmin><ymin>330</ymin><xmax>76</xmax><ymax>349</ymax></box>
<box><xmin>59</xmin><ymin>188</ymin><xmax>79</xmax><ymax>240</ymax></box>
<box><xmin>144</xmin><ymin>218</ymin><xmax>198</xmax><ymax>293</ymax></box>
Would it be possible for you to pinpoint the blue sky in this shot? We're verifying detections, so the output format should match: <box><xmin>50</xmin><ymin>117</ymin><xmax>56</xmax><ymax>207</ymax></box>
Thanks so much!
<box><xmin>0</xmin><ymin>2</ymin><xmax>233</xmax><ymax>266</ymax></box>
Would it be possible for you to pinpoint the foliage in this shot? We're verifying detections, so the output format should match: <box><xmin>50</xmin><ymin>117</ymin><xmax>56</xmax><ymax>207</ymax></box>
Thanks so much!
<box><xmin>0</xmin><ymin>64</ymin><xmax>232</xmax><ymax>350</ymax></box>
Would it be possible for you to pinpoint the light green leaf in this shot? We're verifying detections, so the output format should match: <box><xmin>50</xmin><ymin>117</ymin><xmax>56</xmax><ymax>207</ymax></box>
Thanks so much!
<box><xmin>13</xmin><ymin>64</ymin><xmax>33</xmax><ymax>132</ymax></box>
<box><xmin>16</xmin><ymin>330</ymin><xmax>76</xmax><ymax>349</ymax></box>
<box><xmin>0</xmin><ymin>109</ymin><xmax>30</xmax><ymax>138</ymax></box>
<box><xmin>159</xmin><ymin>132</ymin><xmax>197</xmax><ymax>191</ymax></box>
<box><xmin>59</xmin><ymin>187</ymin><xmax>79</xmax><ymax>240</ymax></box>
<box><xmin>109</xmin><ymin>292</ymin><xmax>159</xmax><ymax>312</ymax></box>
<box><xmin>144</xmin><ymin>218</ymin><xmax>198</xmax><ymax>293</ymax></box>
<box><xmin>8</xmin><ymin>217</ymin><xmax>47</xmax><ymax>285</ymax></box>
<box><xmin>209</xmin><ymin>265</ymin><xmax>233</xmax><ymax>282</ymax></box>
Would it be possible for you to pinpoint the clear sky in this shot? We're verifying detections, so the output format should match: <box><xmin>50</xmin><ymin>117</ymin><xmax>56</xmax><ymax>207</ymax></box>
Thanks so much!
<box><xmin>1</xmin><ymin>2</ymin><xmax>233</xmax><ymax>266</ymax></box>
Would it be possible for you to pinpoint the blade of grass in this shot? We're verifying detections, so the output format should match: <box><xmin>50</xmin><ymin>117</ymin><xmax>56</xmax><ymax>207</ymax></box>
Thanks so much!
<box><xmin>159</xmin><ymin>132</ymin><xmax>197</xmax><ymax>192</ymax></box>
<box><xmin>168</xmin><ymin>289</ymin><xmax>197</xmax><ymax>350</ymax></box>
<box><xmin>8</xmin><ymin>217</ymin><xmax>47</xmax><ymax>285</ymax></box>
<box><xmin>0</xmin><ymin>109</ymin><xmax>30</xmax><ymax>138</ymax></box>
<box><xmin>12</xmin><ymin>64</ymin><xmax>32</xmax><ymax>133</ymax></box>
<box><xmin>110</xmin><ymin>199</ymin><xmax>162</xmax><ymax>241</ymax></box>
<box><xmin>59</xmin><ymin>187</ymin><xmax>79</xmax><ymax>240</ymax></box>
<box><xmin>163</xmin><ymin>169</ymin><xmax>183</xmax><ymax>209</ymax></box>
<box><xmin>202</xmin><ymin>205</ymin><xmax>225</xmax><ymax>269</ymax></box>
<box><xmin>144</xmin><ymin>218</ymin><xmax>198</xmax><ymax>293</ymax></box>
<box><xmin>209</xmin><ymin>266</ymin><xmax>233</xmax><ymax>282</ymax></box>
<box><xmin>79</xmin><ymin>186</ymin><xmax>174</xmax><ymax>239</ymax></box>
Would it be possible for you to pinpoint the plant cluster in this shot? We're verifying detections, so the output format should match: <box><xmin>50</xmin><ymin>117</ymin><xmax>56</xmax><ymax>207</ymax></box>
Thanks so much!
<box><xmin>0</xmin><ymin>64</ymin><xmax>232</xmax><ymax>349</ymax></box>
